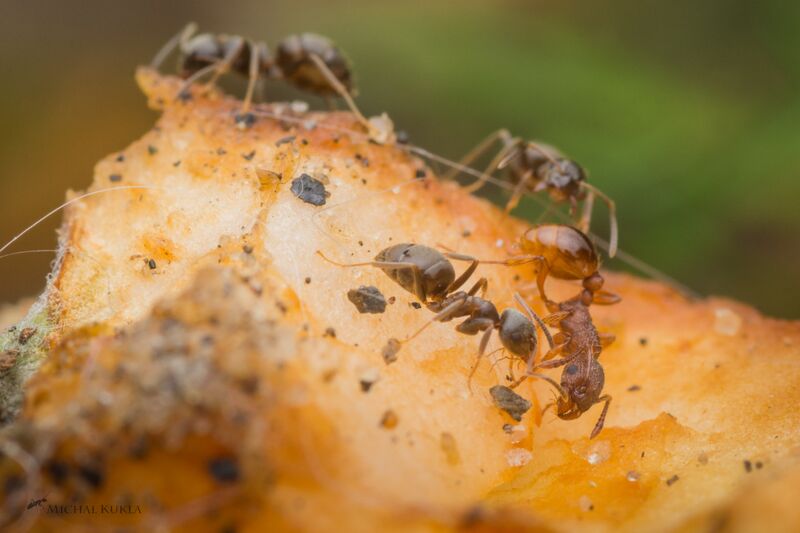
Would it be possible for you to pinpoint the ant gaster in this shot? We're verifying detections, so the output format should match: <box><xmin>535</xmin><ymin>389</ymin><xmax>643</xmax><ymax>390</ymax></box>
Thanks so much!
<box><xmin>448</xmin><ymin>129</ymin><xmax>618</xmax><ymax>257</ymax></box>
<box><xmin>506</xmin><ymin>224</ymin><xmax>620</xmax><ymax>309</ymax></box>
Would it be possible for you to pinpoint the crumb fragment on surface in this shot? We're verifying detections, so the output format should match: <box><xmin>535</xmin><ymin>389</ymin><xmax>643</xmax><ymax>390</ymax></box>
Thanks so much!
<box><xmin>489</xmin><ymin>385</ymin><xmax>531</xmax><ymax>422</ymax></box>
<box><xmin>347</xmin><ymin>286</ymin><xmax>387</xmax><ymax>314</ymax></box>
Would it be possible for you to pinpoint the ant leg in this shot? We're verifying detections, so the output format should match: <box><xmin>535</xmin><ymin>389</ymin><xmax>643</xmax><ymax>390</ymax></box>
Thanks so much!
<box><xmin>467</xmin><ymin>277</ymin><xmax>488</xmax><ymax>297</ymax></box>
<box><xmin>404</xmin><ymin>295</ymin><xmax>469</xmax><ymax>344</ymax></box>
<box><xmin>534</xmin><ymin>356</ymin><xmax>574</xmax><ymax>369</ymax></box>
<box><xmin>467</xmin><ymin>327</ymin><xmax>494</xmax><ymax>392</ymax></box>
<box><xmin>176</xmin><ymin>63</ymin><xmax>220</xmax><ymax>99</ymax></box>
<box><xmin>513</xmin><ymin>292</ymin><xmax>554</xmax><ymax>349</ymax></box>
<box><xmin>592</xmin><ymin>290</ymin><xmax>622</xmax><ymax>306</ymax></box>
<box><xmin>150</xmin><ymin>22</ymin><xmax>197</xmax><ymax>69</ymax></box>
<box><xmin>598</xmin><ymin>332</ymin><xmax>615</xmax><ymax>349</ymax></box>
<box><xmin>578</xmin><ymin>190</ymin><xmax>595</xmax><ymax>233</ymax></box>
<box><xmin>504</xmin><ymin>170</ymin><xmax>533</xmax><ymax>213</ymax></box>
<box><xmin>239</xmin><ymin>39</ymin><xmax>261</xmax><ymax>116</ymax></box>
<box><xmin>316</xmin><ymin>251</ymin><xmax>427</xmax><ymax>302</ymax></box>
<box><xmin>543</xmin><ymin>310</ymin><xmax>571</xmax><ymax>326</ymax></box>
<box><xmin>463</xmin><ymin>139</ymin><xmax>521</xmax><ymax>194</ymax></box>
<box><xmin>442</xmin><ymin>253</ymin><xmax>479</xmax><ymax>293</ymax></box>
<box><xmin>203</xmin><ymin>37</ymin><xmax>246</xmax><ymax>91</ymax></box>
<box><xmin>582</xmin><ymin>182</ymin><xmax>618</xmax><ymax>258</ymax></box>
<box><xmin>444</xmin><ymin>128</ymin><xmax>514</xmax><ymax>182</ymax></box>
<box><xmin>540</xmin><ymin>332</ymin><xmax>569</xmax><ymax>362</ymax></box>
<box><xmin>308</xmin><ymin>54</ymin><xmax>368</xmax><ymax>126</ymax></box>
<box><xmin>590</xmin><ymin>395</ymin><xmax>612</xmax><ymax>439</ymax></box>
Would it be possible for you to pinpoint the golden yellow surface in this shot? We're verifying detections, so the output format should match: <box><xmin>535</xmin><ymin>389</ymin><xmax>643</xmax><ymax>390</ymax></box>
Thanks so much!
<box><xmin>0</xmin><ymin>69</ymin><xmax>799</xmax><ymax>532</ymax></box>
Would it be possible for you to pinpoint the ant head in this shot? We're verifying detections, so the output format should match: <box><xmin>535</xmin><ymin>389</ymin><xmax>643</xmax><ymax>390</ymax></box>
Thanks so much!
<box><xmin>537</xmin><ymin>158</ymin><xmax>586</xmax><ymax>203</ymax></box>
<box><xmin>180</xmin><ymin>33</ymin><xmax>222</xmax><ymax>78</ymax></box>
<box><xmin>559</xmin><ymin>359</ymin><xmax>605</xmax><ymax>416</ymax></box>
<box><xmin>276</xmin><ymin>33</ymin><xmax>354</xmax><ymax>96</ymax></box>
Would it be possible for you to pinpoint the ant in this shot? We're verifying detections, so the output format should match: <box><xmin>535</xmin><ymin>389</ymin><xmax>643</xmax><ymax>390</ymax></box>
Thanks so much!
<box><xmin>316</xmin><ymin>246</ymin><xmax>553</xmax><ymax>386</ymax></box>
<box><xmin>150</xmin><ymin>24</ymin><xmax>359</xmax><ymax>129</ymax></box>
<box><xmin>26</xmin><ymin>495</ymin><xmax>48</xmax><ymax>510</ymax></box>
<box><xmin>447</xmin><ymin>129</ymin><xmax>618</xmax><ymax>257</ymax></box>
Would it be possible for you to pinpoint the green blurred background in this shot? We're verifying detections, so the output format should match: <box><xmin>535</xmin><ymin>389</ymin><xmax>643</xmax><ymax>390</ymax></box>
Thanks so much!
<box><xmin>0</xmin><ymin>0</ymin><xmax>798</xmax><ymax>317</ymax></box>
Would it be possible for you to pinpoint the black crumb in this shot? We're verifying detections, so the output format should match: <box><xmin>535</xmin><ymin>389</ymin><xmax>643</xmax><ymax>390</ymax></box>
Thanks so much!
<box><xmin>665</xmin><ymin>474</ymin><xmax>680</xmax><ymax>486</ymax></box>
<box><xmin>44</xmin><ymin>461</ymin><xmax>70</xmax><ymax>486</ymax></box>
<box><xmin>235</xmin><ymin>113</ymin><xmax>256</xmax><ymax>128</ymax></box>
<box><xmin>410</xmin><ymin>302</ymin><xmax>422</xmax><ymax>310</ymax></box>
<box><xmin>489</xmin><ymin>385</ymin><xmax>531</xmax><ymax>422</ymax></box>
<box><xmin>109</xmin><ymin>174</ymin><xmax>123</xmax><ymax>182</ymax></box>
<box><xmin>415</xmin><ymin>169</ymin><xmax>426</xmax><ymax>178</ymax></box>
<box><xmin>77</xmin><ymin>464</ymin><xmax>105</xmax><ymax>489</ymax></box>
<box><xmin>275</xmin><ymin>135</ymin><xmax>296</xmax><ymax>146</ymax></box>
<box><xmin>216</xmin><ymin>147</ymin><xmax>227</xmax><ymax>155</ymax></box>
<box><xmin>242</xmin><ymin>244</ymin><xmax>253</xmax><ymax>254</ymax></box>
<box><xmin>242</xmin><ymin>150</ymin><xmax>256</xmax><ymax>161</ymax></box>
<box><xmin>627</xmin><ymin>384</ymin><xmax>641</xmax><ymax>392</ymax></box>
<box><xmin>147</xmin><ymin>145</ymin><xmax>158</xmax><ymax>155</ymax></box>
<box><xmin>173</xmin><ymin>160</ymin><xmax>181</xmax><ymax>167</ymax></box>
<box><xmin>382</xmin><ymin>338</ymin><xmax>401</xmax><ymax>364</ymax></box>
<box><xmin>304</xmin><ymin>277</ymin><xmax>312</xmax><ymax>284</ymax></box>
<box><xmin>360</xmin><ymin>379</ymin><xmax>376</xmax><ymax>393</ymax></box>
<box><xmin>148</xmin><ymin>259</ymin><xmax>157</xmax><ymax>270</ymax></box>
<box><xmin>743</xmin><ymin>460</ymin><xmax>752</xmax><ymax>473</ymax></box>
<box><xmin>396</xmin><ymin>130</ymin><xmax>410</xmax><ymax>144</ymax></box>
<box><xmin>323</xmin><ymin>327</ymin><xmax>336</xmax><ymax>338</ymax></box>
<box><xmin>755</xmin><ymin>461</ymin><xmax>763</xmax><ymax>469</ymax></box>
<box><xmin>639</xmin><ymin>337</ymin><xmax>648</xmax><ymax>346</ymax></box>
<box><xmin>290</xmin><ymin>174</ymin><xmax>329</xmax><ymax>206</ymax></box>
<box><xmin>208</xmin><ymin>457</ymin><xmax>240</xmax><ymax>484</ymax></box>
<box><xmin>502</xmin><ymin>424</ymin><xmax>513</xmax><ymax>434</ymax></box>
<box><xmin>115</xmin><ymin>154</ymin><xmax>125</xmax><ymax>162</ymax></box>
<box><xmin>347</xmin><ymin>286</ymin><xmax>387</xmax><ymax>314</ymax></box>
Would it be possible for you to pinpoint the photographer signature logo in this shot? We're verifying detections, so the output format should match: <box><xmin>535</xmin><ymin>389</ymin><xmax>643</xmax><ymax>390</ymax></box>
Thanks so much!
<box><xmin>25</xmin><ymin>494</ymin><xmax>142</xmax><ymax>515</ymax></box>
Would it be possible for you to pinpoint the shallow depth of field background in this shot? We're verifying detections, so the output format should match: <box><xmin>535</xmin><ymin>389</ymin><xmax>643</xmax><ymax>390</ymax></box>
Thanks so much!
<box><xmin>0</xmin><ymin>0</ymin><xmax>798</xmax><ymax>317</ymax></box>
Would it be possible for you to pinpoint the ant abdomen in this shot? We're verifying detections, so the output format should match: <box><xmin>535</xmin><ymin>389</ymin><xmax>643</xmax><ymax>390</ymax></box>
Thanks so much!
<box><xmin>374</xmin><ymin>244</ymin><xmax>455</xmax><ymax>302</ymax></box>
<box><xmin>521</xmin><ymin>224</ymin><xmax>598</xmax><ymax>281</ymax></box>
<box><xmin>498</xmin><ymin>309</ymin><xmax>538</xmax><ymax>361</ymax></box>
<box><xmin>276</xmin><ymin>33</ymin><xmax>354</xmax><ymax>97</ymax></box>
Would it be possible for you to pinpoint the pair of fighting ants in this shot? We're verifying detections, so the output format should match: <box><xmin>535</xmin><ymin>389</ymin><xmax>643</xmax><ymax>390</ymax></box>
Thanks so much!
<box><xmin>319</xmin><ymin>224</ymin><xmax>619</xmax><ymax>439</ymax></box>
<box><xmin>151</xmin><ymin>25</ymin><xmax>617</xmax><ymax>252</ymax></box>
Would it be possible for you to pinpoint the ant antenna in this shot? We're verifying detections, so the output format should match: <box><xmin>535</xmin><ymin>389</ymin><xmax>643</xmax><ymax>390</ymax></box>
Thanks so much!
<box><xmin>0</xmin><ymin>185</ymin><xmax>158</xmax><ymax>257</ymax></box>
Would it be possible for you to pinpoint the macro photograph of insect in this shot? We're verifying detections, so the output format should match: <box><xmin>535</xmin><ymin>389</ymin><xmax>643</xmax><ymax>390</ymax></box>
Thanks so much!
<box><xmin>0</xmin><ymin>1</ymin><xmax>798</xmax><ymax>532</ymax></box>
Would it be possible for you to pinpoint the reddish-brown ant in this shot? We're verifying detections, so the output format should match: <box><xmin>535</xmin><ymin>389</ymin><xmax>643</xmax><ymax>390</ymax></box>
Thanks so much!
<box><xmin>316</xmin><ymin>246</ymin><xmax>553</xmax><ymax>387</ymax></box>
<box><xmin>447</xmin><ymin>129</ymin><xmax>618</xmax><ymax>257</ymax></box>
<box><xmin>150</xmin><ymin>24</ymin><xmax>357</xmax><ymax>128</ymax></box>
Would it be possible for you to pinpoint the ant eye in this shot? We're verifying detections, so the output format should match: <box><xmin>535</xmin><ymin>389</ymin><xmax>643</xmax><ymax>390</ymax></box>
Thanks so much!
<box><xmin>566</xmin><ymin>364</ymin><xmax>578</xmax><ymax>375</ymax></box>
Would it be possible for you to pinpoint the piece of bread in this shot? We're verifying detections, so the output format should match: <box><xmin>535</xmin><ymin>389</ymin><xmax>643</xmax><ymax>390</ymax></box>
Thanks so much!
<box><xmin>0</xmin><ymin>68</ymin><xmax>798</xmax><ymax>532</ymax></box>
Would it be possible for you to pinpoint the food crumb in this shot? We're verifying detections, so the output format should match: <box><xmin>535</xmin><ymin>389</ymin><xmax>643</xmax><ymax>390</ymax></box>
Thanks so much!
<box><xmin>666</xmin><ymin>474</ymin><xmax>680</xmax><ymax>486</ymax></box>
<box><xmin>441</xmin><ymin>432</ymin><xmax>460</xmax><ymax>465</ymax></box>
<box><xmin>714</xmin><ymin>307</ymin><xmax>742</xmax><ymax>336</ymax></box>
<box><xmin>627</xmin><ymin>384</ymin><xmax>642</xmax><ymax>392</ymax></box>
<box><xmin>382</xmin><ymin>338</ymin><xmax>401</xmax><ymax>364</ymax></box>
<box><xmin>323</xmin><ymin>327</ymin><xmax>336</xmax><ymax>338</ymax></box>
<box><xmin>743</xmin><ymin>460</ymin><xmax>752</xmax><ymax>473</ymax></box>
<box><xmin>109</xmin><ymin>174</ymin><xmax>122</xmax><ymax>182</ymax></box>
<box><xmin>208</xmin><ymin>457</ymin><xmax>239</xmax><ymax>483</ymax></box>
<box><xmin>380</xmin><ymin>410</ymin><xmax>398</xmax><ymax>429</ymax></box>
<box><xmin>489</xmin><ymin>385</ymin><xmax>531</xmax><ymax>422</ymax></box>
<box><xmin>506</xmin><ymin>448</ymin><xmax>532</xmax><ymax>467</ymax></box>
<box><xmin>291</xmin><ymin>174</ymin><xmax>329</xmax><ymax>206</ymax></box>
<box><xmin>578</xmin><ymin>495</ymin><xmax>594</xmax><ymax>512</ymax></box>
<box><xmin>147</xmin><ymin>259</ymin><xmax>157</xmax><ymax>270</ymax></box>
<box><xmin>347</xmin><ymin>286</ymin><xmax>387</xmax><ymax>314</ymax></box>
<box><xmin>18</xmin><ymin>327</ymin><xmax>36</xmax><ymax>345</ymax></box>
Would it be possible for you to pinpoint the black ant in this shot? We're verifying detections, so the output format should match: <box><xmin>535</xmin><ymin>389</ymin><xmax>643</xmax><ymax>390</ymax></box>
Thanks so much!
<box><xmin>317</xmin><ymin>246</ymin><xmax>553</xmax><ymax>387</ymax></box>
<box><xmin>26</xmin><ymin>495</ymin><xmax>48</xmax><ymax>510</ymax></box>
<box><xmin>150</xmin><ymin>24</ymin><xmax>358</xmax><ymax>129</ymax></box>
<box><xmin>447</xmin><ymin>129</ymin><xmax>618</xmax><ymax>257</ymax></box>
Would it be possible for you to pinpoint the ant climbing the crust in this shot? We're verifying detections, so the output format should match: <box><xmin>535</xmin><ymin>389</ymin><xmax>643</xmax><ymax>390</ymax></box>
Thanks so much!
<box><xmin>446</xmin><ymin>129</ymin><xmax>618</xmax><ymax>257</ymax></box>
<box><xmin>316</xmin><ymin>245</ymin><xmax>553</xmax><ymax>390</ymax></box>
<box><xmin>150</xmin><ymin>24</ymin><xmax>360</xmax><ymax>129</ymax></box>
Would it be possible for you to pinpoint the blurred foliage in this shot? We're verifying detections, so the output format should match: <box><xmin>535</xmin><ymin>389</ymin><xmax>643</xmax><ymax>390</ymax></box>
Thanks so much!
<box><xmin>0</xmin><ymin>0</ymin><xmax>797</xmax><ymax>317</ymax></box>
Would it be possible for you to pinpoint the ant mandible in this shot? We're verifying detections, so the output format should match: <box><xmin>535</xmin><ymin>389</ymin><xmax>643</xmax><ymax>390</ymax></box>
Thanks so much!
<box><xmin>447</xmin><ymin>129</ymin><xmax>618</xmax><ymax>257</ymax></box>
